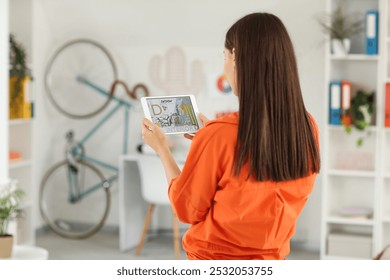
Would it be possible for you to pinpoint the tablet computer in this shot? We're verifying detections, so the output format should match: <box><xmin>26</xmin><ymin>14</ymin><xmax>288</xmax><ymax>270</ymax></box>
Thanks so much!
<box><xmin>141</xmin><ymin>95</ymin><xmax>200</xmax><ymax>135</ymax></box>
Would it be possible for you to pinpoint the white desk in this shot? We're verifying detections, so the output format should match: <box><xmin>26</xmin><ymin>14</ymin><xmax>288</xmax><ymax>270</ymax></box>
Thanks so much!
<box><xmin>118</xmin><ymin>153</ymin><xmax>186</xmax><ymax>252</ymax></box>
<box><xmin>5</xmin><ymin>245</ymin><xmax>49</xmax><ymax>260</ymax></box>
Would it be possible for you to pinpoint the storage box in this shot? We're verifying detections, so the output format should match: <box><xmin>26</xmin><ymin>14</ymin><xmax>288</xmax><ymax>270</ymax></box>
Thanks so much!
<box><xmin>327</xmin><ymin>232</ymin><xmax>372</xmax><ymax>259</ymax></box>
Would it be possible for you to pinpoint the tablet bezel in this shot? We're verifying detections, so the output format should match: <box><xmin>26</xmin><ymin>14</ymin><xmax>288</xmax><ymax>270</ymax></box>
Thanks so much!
<box><xmin>141</xmin><ymin>95</ymin><xmax>201</xmax><ymax>135</ymax></box>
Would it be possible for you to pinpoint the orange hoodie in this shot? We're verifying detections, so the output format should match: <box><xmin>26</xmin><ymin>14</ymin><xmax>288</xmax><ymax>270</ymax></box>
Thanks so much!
<box><xmin>168</xmin><ymin>112</ymin><xmax>319</xmax><ymax>260</ymax></box>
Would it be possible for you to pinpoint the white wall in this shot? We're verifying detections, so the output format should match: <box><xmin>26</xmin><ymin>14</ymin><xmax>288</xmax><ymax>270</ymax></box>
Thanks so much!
<box><xmin>0</xmin><ymin>0</ymin><xmax>9</xmax><ymax>185</ymax></box>
<box><xmin>29</xmin><ymin>0</ymin><xmax>326</xmax><ymax>248</ymax></box>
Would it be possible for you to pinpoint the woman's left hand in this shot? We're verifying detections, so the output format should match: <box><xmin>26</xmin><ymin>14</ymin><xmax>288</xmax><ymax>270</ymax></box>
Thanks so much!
<box><xmin>141</xmin><ymin>118</ymin><xmax>169</xmax><ymax>155</ymax></box>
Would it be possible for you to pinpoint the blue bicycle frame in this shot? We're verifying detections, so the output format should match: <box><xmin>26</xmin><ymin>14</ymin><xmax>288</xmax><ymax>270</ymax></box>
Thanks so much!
<box><xmin>67</xmin><ymin>77</ymin><xmax>132</xmax><ymax>202</ymax></box>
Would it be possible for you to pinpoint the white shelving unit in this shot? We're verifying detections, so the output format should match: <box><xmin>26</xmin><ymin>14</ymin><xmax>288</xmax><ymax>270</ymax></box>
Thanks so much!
<box><xmin>321</xmin><ymin>0</ymin><xmax>388</xmax><ymax>260</ymax></box>
<box><xmin>7</xmin><ymin>0</ymin><xmax>35</xmax><ymax>246</ymax></box>
<box><xmin>381</xmin><ymin>0</ymin><xmax>390</xmax><ymax>258</ymax></box>
<box><xmin>8</xmin><ymin>120</ymin><xmax>34</xmax><ymax>245</ymax></box>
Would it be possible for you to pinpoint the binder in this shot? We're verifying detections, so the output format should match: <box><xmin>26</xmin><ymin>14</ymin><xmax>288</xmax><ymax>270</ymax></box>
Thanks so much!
<box><xmin>365</xmin><ymin>10</ymin><xmax>379</xmax><ymax>55</ymax></box>
<box><xmin>385</xmin><ymin>83</ymin><xmax>390</xmax><ymax>127</ymax></box>
<box><xmin>329</xmin><ymin>81</ymin><xmax>341</xmax><ymax>125</ymax></box>
<box><xmin>341</xmin><ymin>81</ymin><xmax>352</xmax><ymax>126</ymax></box>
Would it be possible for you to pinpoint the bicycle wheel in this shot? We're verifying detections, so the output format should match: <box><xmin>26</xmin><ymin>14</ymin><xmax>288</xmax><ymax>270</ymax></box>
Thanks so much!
<box><xmin>45</xmin><ymin>39</ymin><xmax>118</xmax><ymax>119</ymax></box>
<box><xmin>39</xmin><ymin>159</ymin><xmax>110</xmax><ymax>239</ymax></box>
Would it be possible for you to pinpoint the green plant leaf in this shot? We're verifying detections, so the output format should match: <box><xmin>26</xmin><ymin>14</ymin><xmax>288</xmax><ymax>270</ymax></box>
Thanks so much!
<box><xmin>354</xmin><ymin>110</ymin><xmax>364</xmax><ymax>121</ymax></box>
<box><xmin>341</xmin><ymin>87</ymin><xmax>375</xmax><ymax>147</ymax></box>
<box><xmin>9</xmin><ymin>34</ymin><xmax>31</xmax><ymax>100</ymax></box>
<box><xmin>316</xmin><ymin>4</ymin><xmax>364</xmax><ymax>40</ymax></box>
<box><xmin>0</xmin><ymin>182</ymin><xmax>25</xmax><ymax>235</ymax></box>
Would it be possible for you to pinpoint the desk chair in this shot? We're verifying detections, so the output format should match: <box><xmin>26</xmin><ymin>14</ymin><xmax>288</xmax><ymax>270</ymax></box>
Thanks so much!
<box><xmin>136</xmin><ymin>154</ymin><xmax>181</xmax><ymax>259</ymax></box>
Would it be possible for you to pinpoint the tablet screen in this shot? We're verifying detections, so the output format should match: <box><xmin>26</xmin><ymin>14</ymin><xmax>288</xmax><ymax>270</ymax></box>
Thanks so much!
<box><xmin>145</xmin><ymin>96</ymin><xmax>199</xmax><ymax>134</ymax></box>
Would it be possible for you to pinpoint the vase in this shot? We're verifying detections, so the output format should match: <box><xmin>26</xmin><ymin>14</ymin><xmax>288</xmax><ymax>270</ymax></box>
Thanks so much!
<box><xmin>0</xmin><ymin>235</ymin><xmax>14</xmax><ymax>258</ymax></box>
<box><xmin>331</xmin><ymin>38</ymin><xmax>351</xmax><ymax>56</ymax></box>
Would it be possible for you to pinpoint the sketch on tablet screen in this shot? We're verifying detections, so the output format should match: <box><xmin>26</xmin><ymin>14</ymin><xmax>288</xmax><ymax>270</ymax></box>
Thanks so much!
<box><xmin>146</xmin><ymin>96</ymin><xmax>199</xmax><ymax>133</ymax></box>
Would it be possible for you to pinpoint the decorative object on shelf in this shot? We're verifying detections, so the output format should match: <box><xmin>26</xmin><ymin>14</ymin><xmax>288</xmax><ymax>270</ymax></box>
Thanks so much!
<box><xmin>317</xmin><ymin>3</ymin><xmax>364</xmax><ymax>56</ymax></box>
<box><xmin>339</xmin><ymin>207</ymin><xmax>373</xmax><ymax>220</ymax></box>
<box><xmin>341</xmin><ymin>89</ymin><xmax>375</xmax><ymax>146</ymax></box>
<box><xmin>9</xmin><ymin>34</ymin><xmax>33</xmax><ymax>120</ymax></box>
<box><xmin>0</xmin><ymin>180</ymin><xmax>25</xmax><ymax>258</ymax></box>
<box><xmin>8</xmin><ymin>151</ymin><xmax>22</xmax><ymax>162</ymax></box>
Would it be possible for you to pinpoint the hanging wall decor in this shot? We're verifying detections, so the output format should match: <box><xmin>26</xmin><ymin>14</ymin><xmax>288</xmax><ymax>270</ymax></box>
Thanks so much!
<box><xmin>149</xmin><ymin>46</ymin><xmax>204</xmax><ymax>96</ymax></box>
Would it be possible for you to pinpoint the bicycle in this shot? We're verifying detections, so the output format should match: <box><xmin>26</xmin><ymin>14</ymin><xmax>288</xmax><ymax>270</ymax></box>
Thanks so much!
<box><xmin>40</xmin><ymin>39</ymin><xmax>149</xmax><ymax>239</ymax></box>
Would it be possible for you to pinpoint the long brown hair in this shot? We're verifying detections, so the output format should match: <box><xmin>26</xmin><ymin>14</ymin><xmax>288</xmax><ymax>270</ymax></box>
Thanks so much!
<box><xmin>225</xmin><ymin>13</ymin><xmax>320</xmax><ymax>182</ymax></box>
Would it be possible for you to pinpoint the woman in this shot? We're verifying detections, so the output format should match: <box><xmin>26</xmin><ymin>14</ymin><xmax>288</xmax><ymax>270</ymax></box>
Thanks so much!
<box><xmin>141</xmin><ymin>12</ymin><xmax>320</xmax><ymax>260</ymax></box>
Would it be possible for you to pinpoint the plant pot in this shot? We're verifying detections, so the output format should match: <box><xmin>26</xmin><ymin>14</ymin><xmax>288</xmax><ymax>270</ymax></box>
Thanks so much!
<box><xmin>331</xmin><ymin>38</ymin><xmax>351</xmax><ymax>56</ymax></box>
<box><xmin>0</xmin><ymin>235</ymin><xmax>14</xmax><ymax>258</ymax></box>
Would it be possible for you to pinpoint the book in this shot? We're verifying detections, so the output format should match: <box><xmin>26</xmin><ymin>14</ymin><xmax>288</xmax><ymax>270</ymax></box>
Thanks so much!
<box><xmin>329</xmin><ymin>81</ymin><xmax>341</xmax><ymax>125</ymax></box>
<box><xmin>339</xmin><ymin>207</ymin><xmax>373</xmax><ymax>219</ymax></box>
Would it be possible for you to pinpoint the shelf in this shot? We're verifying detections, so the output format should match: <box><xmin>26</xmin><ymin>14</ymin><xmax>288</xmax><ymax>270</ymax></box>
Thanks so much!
<box><xmin>328</xmin><ymin>125</ymin><xmax>377</xmax><ymax>132</ymax></box>
<box><xmin>9</xmin><ymin>159</ymin><xmax>32</xmax><ymax>169</ymax></box>
<box><xmin>330</xmin><ymin>54</ymin><xmax>379</xmax><ymax>61</ymax></box>
<box><xmin>328</xmin><ymin>169</ymin><xmax>375</xmax><ymax>177</ymax></box>
<box><xmin>9</xmin><ymin>119</ymin><xmax>33</xmax><ymax>126</ymax></box>
<box><xmin>383</xmin><ymin>217</ymin><xmax>390</xmax><ymax>223</ymax></box>
<box><xmin>326</xmin><ymin>216</ymin><xmax>374</xmax><ymax>226</ymax></box>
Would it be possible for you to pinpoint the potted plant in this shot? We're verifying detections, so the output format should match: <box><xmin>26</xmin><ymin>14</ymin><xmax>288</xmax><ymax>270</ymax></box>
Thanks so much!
<box><xmin>9</xmin><ymin>34</ymin><xmax>32</xmax><ymax>119</ymax></box>
<box><xmin>343</xmin><ymin>89</ymin><xmax>375</xmax><ymax>146</ymax></box>
<box><xmin>317</xmin><ymin>3</ymin><xmax>364</xmax><ymax>55</ymax></box>
<box><xmin>0</xmin><ymin>180</ymin><xmax>25</xmax><ymax>258</ymax></box>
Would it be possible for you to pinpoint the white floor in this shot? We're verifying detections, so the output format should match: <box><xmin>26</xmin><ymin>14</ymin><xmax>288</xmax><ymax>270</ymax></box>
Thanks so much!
<box><xmin>36</xmin><ymin>227</ymin><xmax>320</xmax><ymax>260</ymax></box>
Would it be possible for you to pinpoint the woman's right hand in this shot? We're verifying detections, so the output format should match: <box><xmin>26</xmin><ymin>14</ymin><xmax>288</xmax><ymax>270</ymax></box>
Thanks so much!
<box><xmin>184</xmin><ymin>113</ymin><xmax>210</xmax><ymax>140</ymax></box>
<box><xmin>141</xmin><ymin>118</ymin><xmax>169</xmax><ymax>155</ymax></box>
